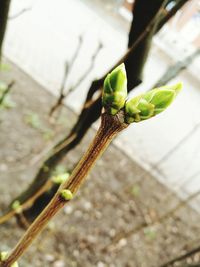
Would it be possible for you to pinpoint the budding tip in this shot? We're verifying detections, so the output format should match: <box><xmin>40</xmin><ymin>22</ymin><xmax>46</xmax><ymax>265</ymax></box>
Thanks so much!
<box><xmin>102</xmin><ymin>63</ymin><xmax>127</xmax><ymax>115</ymax></box>
<box><xmin>117</xmin><ymin>63</ymin><xmax>126</xmax><ymax>74</ymax></box>
<box><xmin>174</xmin><ymin>82</ymin><xmax>183</xmax><ymax>95</ymax></box>
<box><xmin>60</xmin><ymin>189</ymin><xmax>73</xmax><ymax>201</ymax></box>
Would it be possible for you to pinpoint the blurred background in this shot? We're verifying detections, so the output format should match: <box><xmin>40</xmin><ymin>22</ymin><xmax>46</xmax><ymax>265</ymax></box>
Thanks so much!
<box><xmin>0</xmin><ymin>0</ymin><xmax>200</xmax><ymax>266</ymax></box>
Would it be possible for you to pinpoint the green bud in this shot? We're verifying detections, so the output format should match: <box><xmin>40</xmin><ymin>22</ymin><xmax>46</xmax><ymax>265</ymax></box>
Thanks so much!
<box><xmin>102</xmin><ymin>63</ymin><xmax>127</xmax><ymax>115</ymax></box>
<box><xmin>125</xmin><ymin>83</ymin><xmax>182</xmax><ymax>123</ymax></box>
<box><xmin>60</xmin><ymin>189</ymin><xmax>73</xmax><ymax>201</ymax></box>
<box><xmin>11</xmin><ymin>200</ymin><xmax>22</xmax><ymax>214</ymax></box>
<box><xmin>52</xmin><ymin>173</ymin><xmax>70</xmax><ymax>184</ymax></box>
<box><xmin>0</xmin><ymin>252</ymin><xmax>19</xmax><ymax>267</ymax></box>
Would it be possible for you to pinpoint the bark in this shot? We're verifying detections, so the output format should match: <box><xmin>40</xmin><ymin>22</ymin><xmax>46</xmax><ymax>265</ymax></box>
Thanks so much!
<box><xmin>0</xmin><ymin>0</ymin><xmax>11</xmax><ymax>60</ymax></box>
<box><xmin>127</xmin><ymin>0</ymin><xmax>166</xmax><ymax>89</ymax></box>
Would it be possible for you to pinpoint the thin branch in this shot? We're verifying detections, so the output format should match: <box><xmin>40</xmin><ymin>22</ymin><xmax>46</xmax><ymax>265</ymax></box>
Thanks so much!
<box><xmin>49</xmin><ymin>35</ymin><xmax>83</xmax><ymax>117</ymax></box>
<box><xmin>0</xmin><ymin>80</ymin><xmax>14</xmax><ymax>105</ymax></box>
<box><xmin>160</xmin><ymin>246</ymin><xmax>200</xmax><ymax>267</ymax></box>
<box><xmin>156</xmin><ymin>0</ymin><xmax>190</xmax><ymax>32</ymax></box>
<box><xmin>49</xmin><ymin>41</ymin><xmax>103</xmax><ymax>118</ymax></box>
<box><xmin>153</xmin><ymin>48</ymin><xmax>200</xmax><ymax>88</ymax></box>
<box><xmin>0</xmin><ymin>180</ymin><xmax>52</xmax><ymax>225</ymax></box>
<box><xmin>64</xmin><ymin>41</ymin><xmax>103</xmax><ymax>99</ymax></box>
<box><xmin>9</xmin><ymin>7</ymin><xmax>32</xmax><ymax>20</ymax></box>
<box><xmin>102</xmin><ymin>188</ymin><xmax>200</xmax><ymax>252</ymax></box>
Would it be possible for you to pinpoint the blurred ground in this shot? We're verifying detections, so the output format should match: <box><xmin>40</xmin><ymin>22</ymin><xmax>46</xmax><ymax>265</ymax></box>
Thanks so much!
<box><xmin>1</xmin><ymin>60</ymin><xmax>200</xmax><ymax>267</ymax></box>
<box><xmin>3</xmin><ymin>0</ymin><xmax>200</xmax><ymax>206</ymax></box>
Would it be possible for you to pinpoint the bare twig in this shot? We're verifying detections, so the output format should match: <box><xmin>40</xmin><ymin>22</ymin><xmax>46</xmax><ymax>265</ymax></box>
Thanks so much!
<box><xmin>64</xmin><ymin>41</ymin><xmax>103</xmax><ymax>99</ymax></box>
<box><xmin>49</xmin><ymin>35</ymin><xmax>83</xmax><ymax>117</ymax></box>
<box><xmin>0</xmin><ymin>80</ymin><xmax>14</xmax><ymax>105</ymax></box>
<box><xmin>0</xmin><ymin>180</ymin><xmax>52</xmax><ymax>225</ymax></box>
<box><xmin>153</xmin><ymin>48</ymin><xmax>200</xmax><ymax>88</ymax></box>
<box><xmin>49</xmin><ymin>40</ymin><xmax>103</xmax><ymax>119</ymax></box>
<box><xmin>102</xmin><ymin>189</ymin><xmax>200</xmax><ymax>252</ymax></box>
<box><xmin>9</xmin><ymin>7</ymin><xmax>32</xmax><ymax>20</ymax></box>
<box><xmin>160</xmin><ymin>246</ymin><xmax>200</xmax><ymax>267</ymax></box>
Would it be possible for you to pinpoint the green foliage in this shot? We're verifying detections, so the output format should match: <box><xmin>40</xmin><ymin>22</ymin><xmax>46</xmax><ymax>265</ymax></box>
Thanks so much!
<box><xmin>102</xmin><ymin>64</ymin><xmax>182</xmax><ymax>122</ymax></box>
<box><xmin>60</xmin><ymin>189</ymin><xmax>73</xmax><ymax>200</ymax></box>
<box><xmin>125</xmin><ymin>83</ymin><xmax>182</xmax><ymax>123</ymax></box>
<box><xmin>102</xmin><ymin>63</ymin><xmax>127</xmax><ymax>115</ymax></box>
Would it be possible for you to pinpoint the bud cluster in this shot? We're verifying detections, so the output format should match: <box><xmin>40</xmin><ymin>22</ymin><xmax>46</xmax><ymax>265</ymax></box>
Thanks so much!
<box><xmin>102</xmin><ymin>64</ymin><xmax>182</xmax><ymax>123</ymax></box>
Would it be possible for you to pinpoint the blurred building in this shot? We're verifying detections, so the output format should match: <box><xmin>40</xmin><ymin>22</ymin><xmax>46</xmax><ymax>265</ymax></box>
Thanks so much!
<box><xmin>168</xmin><ymin>0</ymin><xmax>200</xmax><ymax>48</ymax></box>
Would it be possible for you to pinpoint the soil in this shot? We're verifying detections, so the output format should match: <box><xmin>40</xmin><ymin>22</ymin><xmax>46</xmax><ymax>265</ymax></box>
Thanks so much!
<box><xmin>0</xmin><ymin>60</ymin><xmax>200</xmax><ymax>267</ymax></box>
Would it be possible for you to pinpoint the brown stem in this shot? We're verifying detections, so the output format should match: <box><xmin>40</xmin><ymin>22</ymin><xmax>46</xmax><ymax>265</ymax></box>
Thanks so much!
<box><xmin>0</xmin><ymin>180</ymin><xmax>52</xmax><ymax>225</ymax></box>
<box><xmin>0</xmin><ymin>113</ymin><xmax>127</xmax><ymax>266</ymax></box>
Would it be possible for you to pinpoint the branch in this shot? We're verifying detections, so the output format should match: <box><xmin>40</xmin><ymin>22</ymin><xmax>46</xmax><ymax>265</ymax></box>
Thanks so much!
<box><xmin>153</xmin><ymin>48</ymin><xmax>200</xmax><ymax>88</ymax></box>
<box><xmin>64</xmin><ymin>41</ymin><xmax>103</xmax><ymax>99</ymax></box>
<box><xmin>49</xmin><ymin>35</ymin><xmax>83</xmax><ymax>117</ymax></box>
<box><xmin>156</xmin><ymin>0</ymin><xmax>190</xmax><ymax>32</ymax></box>
<box><xmin>160</xmin><ymin>246</ymin><xmax>200</xmax><ymax>267</ymax></box>
<box><xmin>9</xmin><ymin>7</ymin><xmax>32</xmax><ymax>20</ymax></box>
<box><xmin>0</xmin><ymin>80</ymin><xmax>14</xmax><ymax>105</ymax></box>
<box><xmin>102</xmin><ymin>188</ymin><xmax>200</xmax><ymax>252</ymax></box>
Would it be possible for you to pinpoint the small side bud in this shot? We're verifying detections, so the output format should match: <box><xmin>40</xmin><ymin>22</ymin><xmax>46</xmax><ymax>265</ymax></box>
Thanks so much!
<box><xmin>60</xmin><ymin>189</ymin><xmax>73</xmax><ymax>201</ymax></box>
<box><xmin>11</xmin><ymin>200</ymin><xmax>22</xmax><ymax>214</ymax></box>
<box><xmin>125</xmin><ymin>83</ymin><xmax>182</xmax><ymax>123</ymax></box>
<box><xmin>52</xmin><ymin>173</ymin><xmax>70</xmax><ymax>184</ymax></box>
<box><xmin>0</xmin><ymin>251</ymin><xmax>19</xmax><ymax>267</ymax></box>
<box><xmin>102</xmin><ymin>63</ymin><xmax>127</xmax><ymax>115</ymax></box>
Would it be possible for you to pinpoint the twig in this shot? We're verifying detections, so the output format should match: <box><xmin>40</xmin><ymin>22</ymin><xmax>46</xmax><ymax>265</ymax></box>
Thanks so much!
<box><xmin>0</xmin><ymin>80</ymin><xmax>14</xmax><ymax>106</ymax></box>
<box><xmin>64</xmin><ymin>41</ymin><xmax>103</xmax><ymax>99</ymax></box>
<box><xmin>9</xmin><ymin>7</ymin><xmax>32</xmax><ymax>20</ymax></box>
<box><xmin>49</xmin><ymin>35</ymin><xmax>83</xmax><ymax>117</ymax></box>
<box><xmin>48</xmin><ymin>61</ymin><xmax>69</xmax><ymax>117</ymax></box>
<box><xmin>102</xmin><ymin>188</ymin><xmax>200</xmax><ymax>252</ymax></box>
<box><xmin>160</xmin><ymin>246</ymin><xmax>200</xmax><ymax>267</ymax></box>
<box><xmin>5</xmin><ymin>0</ymin><xmax>168</xmax><ymax>223</ymax></box>
<box><xmin>0</xmin><ymin>180</ymin><xmax>52</xmax><ymax>225</ymax></box>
